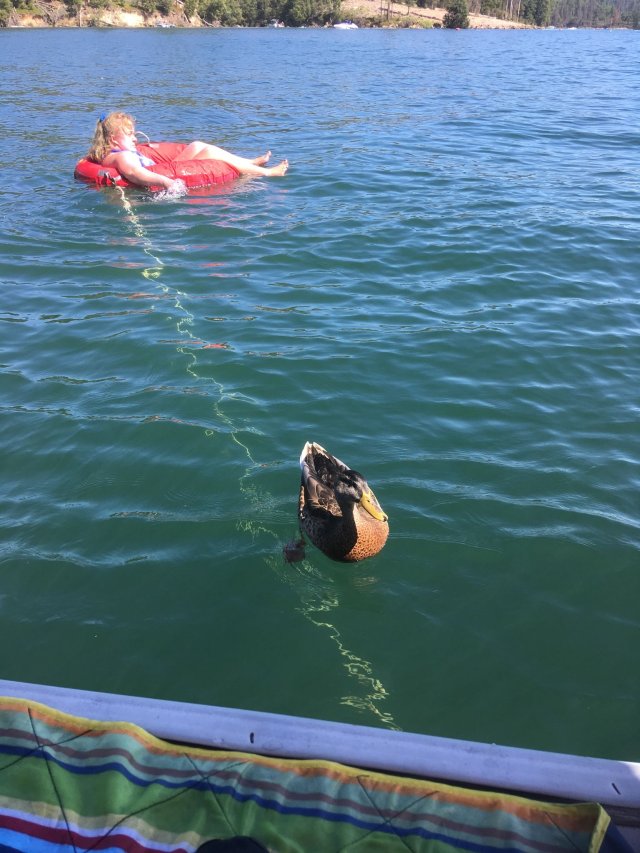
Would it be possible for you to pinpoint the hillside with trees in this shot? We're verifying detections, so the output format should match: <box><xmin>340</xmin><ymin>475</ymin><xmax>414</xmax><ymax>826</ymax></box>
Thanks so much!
<box><xmin>468</xmin><ymin>0</ymin><xmax>639</xmax><ymax>24</ymax></box>
<box><xmin>378</xmin><ymin>0</ymin><xmax>638</xmax><ymax>26</ymax></box>
<box><xmin>0</xmin><ymin>0</ymin><xmax>341</xmax><ymax>26</ymax></box>
<box><xmin>1</xmin><ymin>0</ymin><xmax>638</xmax><ymax>27</ymax></box>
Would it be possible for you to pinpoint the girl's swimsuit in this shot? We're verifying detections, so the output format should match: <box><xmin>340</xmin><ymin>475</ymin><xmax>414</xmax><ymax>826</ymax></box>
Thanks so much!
<box><xmin>109</xmin><ymin>148</ymin><xmax>156</xmax><ymax>168</ymax></box>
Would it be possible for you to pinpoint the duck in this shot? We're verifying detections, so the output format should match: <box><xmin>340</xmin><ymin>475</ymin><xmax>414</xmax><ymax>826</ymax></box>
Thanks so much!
<box><xmin>298</xmin><ymin>441</ymin><xmax>389</xmax><ymax>563</ymax></box>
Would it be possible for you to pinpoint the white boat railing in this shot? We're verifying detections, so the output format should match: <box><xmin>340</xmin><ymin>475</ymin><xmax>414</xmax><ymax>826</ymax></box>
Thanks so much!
<box><xmin>1</xmin><ymin>679</ymin><xmax>639</xmax><ymax>811</ymax></box>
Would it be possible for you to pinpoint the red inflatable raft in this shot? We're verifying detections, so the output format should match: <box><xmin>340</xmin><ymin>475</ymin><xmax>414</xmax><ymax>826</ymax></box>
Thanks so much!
<box><xmin>74</xmin><ymin>141</ymin><xmax>240</xmax><ymax>190</ymax></box>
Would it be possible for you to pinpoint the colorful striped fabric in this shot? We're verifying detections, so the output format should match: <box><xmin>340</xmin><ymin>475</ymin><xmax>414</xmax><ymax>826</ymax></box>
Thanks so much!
<box><xmin>0</xmin><ymin>696</ymin><xmax>609</xmax><ymax>852</ymax></box>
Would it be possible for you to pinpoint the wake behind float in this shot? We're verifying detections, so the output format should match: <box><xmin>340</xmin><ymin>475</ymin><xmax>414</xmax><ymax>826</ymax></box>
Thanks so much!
<box><xmin>74</xmin><ymin>141</ymin><xmax>239</xmax><ymax>190</ymax></box>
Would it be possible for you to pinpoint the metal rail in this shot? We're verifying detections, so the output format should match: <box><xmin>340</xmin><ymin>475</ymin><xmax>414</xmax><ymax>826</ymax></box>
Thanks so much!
<box><xmin>1</xmin><ymin>678</ymin><xmax>639</xmax><ymax>811</ymax></box>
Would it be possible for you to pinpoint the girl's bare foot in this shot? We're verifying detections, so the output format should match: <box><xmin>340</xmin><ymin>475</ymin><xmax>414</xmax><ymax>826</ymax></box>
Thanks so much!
<box><xmin>253</xmin><ymin>151</ymin><xmax>271</xmax><ymax>166</ymax></box>
<box><xmin>266</xmin><ymin>159</ymin><xmax>288</xmax><ymax>176</ymax></box>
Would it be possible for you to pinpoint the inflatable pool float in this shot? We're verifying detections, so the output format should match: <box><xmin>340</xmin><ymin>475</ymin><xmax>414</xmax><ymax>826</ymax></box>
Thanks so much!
<box><xmin>74</xmin><ymin>141</ymin><xmax>240</xmax><ymax>190</ymax></box>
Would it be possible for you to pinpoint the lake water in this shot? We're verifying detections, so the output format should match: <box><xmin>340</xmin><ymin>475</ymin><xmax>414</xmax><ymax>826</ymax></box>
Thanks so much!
<box><xmin>1</xmin><ymin>27</ymin><xmax>638</xmax><ymax>762</ymax></box>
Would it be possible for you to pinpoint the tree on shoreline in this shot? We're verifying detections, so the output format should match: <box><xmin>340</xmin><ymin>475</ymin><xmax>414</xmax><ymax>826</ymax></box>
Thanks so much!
<box><xmin>521</xmin><ymin>0</ymin><xmax>550</xmax><ymax>24</ymax></box>
<box><xmin>443</xmin><ymin>0</ymin><xmax>469</xmax><ymax>25</ymax></box>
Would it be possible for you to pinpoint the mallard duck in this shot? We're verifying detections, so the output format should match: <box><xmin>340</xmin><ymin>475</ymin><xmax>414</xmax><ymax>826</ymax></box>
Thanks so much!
<box><xmin>298</xmin><ymin>441</ymin><xmax>389</xmax><ymax>563</ymax></box>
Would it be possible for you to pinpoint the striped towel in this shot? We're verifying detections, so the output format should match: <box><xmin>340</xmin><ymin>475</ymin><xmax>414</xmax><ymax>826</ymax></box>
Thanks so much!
<box><xmin>0</xmin><ymin>696</ymin><xmax>609</xmax><ymax>852</ymax></box>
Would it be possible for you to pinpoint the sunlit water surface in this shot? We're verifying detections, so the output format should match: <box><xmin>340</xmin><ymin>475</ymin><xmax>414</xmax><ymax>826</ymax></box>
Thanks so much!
<box><xmin>1</xmin><ymin>27</ymin><xmax>639</xmax><ymax>760</ymax></box>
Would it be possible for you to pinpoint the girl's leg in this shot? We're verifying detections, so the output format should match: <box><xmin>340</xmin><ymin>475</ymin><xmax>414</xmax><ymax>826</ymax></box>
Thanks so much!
<box><xmin>175</xmin><ymin>141</ymin><xmax>287</xmax><ymax>176</ymax></box>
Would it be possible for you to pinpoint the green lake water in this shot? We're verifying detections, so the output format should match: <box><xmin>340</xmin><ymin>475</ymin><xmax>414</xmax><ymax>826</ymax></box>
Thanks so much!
<box><xmin>1</xmin><ymin>27</ymin><xmax>639</xmax><ymax>760</ymax></box>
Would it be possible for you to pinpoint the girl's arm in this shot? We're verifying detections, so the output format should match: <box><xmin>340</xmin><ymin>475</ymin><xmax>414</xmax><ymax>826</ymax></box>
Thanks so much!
<box><xmin>110</xmin><ymin>151</ymin><xmax>179</xmax><ymax>190</ymax></box>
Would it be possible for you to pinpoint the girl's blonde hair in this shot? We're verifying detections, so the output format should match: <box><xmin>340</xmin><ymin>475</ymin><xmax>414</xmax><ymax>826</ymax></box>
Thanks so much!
<box><xmin>87</xmin><ymin>112</ymin><xmax>135</xmax><ymax>163</ymax></box>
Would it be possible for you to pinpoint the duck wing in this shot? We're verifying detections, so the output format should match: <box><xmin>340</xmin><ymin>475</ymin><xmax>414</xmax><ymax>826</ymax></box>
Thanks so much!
<box><xmin>299</xmin><ymin>442</ymin><xmax>347</xmax><ymax>517</ymax></box>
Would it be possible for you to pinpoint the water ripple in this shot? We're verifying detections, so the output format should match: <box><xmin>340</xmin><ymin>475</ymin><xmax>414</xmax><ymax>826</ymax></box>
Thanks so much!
<box><xmin>1</xmin><ymin>28</ymin><xmax>639</xmax><ymax>758</ymax></box>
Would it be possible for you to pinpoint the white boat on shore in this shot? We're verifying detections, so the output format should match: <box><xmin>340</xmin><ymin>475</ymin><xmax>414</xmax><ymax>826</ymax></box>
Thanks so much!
<box><xmin>333</xmin><ymin>20</ymin><xmax>358</xmax><ymax>28</ymax></box>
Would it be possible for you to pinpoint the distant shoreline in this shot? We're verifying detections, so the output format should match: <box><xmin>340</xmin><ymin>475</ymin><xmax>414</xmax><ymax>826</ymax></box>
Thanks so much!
<box><xmin>8</xmin><ymin>1</ymin><xmax>531</xmax><ymax>29</ymax></box>
<box><xmin>342</xmin><ymin>0</ymin><xmax>531</xmax><ymax>28</ymax></box>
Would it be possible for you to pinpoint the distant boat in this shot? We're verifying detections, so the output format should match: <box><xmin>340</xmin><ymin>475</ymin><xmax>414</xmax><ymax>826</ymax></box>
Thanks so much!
<box><xmin>333</xmin><ymin>21</ymin><xmax>358</xmax><ymax>28</ymax></box>
<box><xmin>268</xmin><ymin>18</ymin><xmax>285</xmax><ymax>27</ymax></box>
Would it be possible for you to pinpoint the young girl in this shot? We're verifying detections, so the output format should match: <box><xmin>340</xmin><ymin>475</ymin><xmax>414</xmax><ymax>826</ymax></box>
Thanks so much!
<box><xmin>87</xmin><ymin>112</ymin><xmax>289</xmax><ymax>191</ymax></box>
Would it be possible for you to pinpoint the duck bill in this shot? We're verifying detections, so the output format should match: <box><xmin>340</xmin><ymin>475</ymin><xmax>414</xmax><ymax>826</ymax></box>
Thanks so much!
<box><xmin>360</xmin><ymin>488</ymin><xmax>388</xmax><ymax>523</ymax></box>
